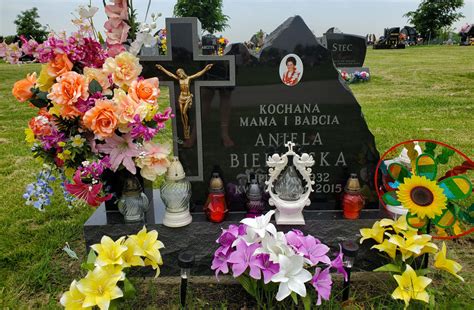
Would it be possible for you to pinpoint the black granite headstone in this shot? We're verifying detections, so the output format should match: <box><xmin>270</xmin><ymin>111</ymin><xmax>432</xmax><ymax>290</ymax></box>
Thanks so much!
<box><xmin>84</xmin><ymin>16</ymin><xmax>385</xmax><ymax>276</ymax></box>
<box><xmin>141</xmin><ymin>16</ymin><xmax>379</xmax><ymax>210</ymax></box>
<box><xmin>322</xmin><ymin>27</ymin><xmax>367</xmax><ymax>68</ymax></box>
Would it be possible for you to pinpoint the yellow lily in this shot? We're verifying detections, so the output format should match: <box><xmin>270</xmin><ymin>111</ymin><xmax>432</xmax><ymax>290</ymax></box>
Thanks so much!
<box><xmin>121</xmin><ymin>237</ymin><xmax>145</xmax><ymax>268</ymax></box>
<box><xmin>360</xmin><ymin>221</ymin><xmax>386</xmax><ymax>244</ymax></box>
<box><xmin>128</xmin><ymin>226</ymin><xmax>164</xmax><ymax>277</ymax></box>
<box><xmin>77</xmin><ymin>266</ymin><xmax>124</xmax><ymax>310</ymax></box>
<box><xmin>392</xmin><ymin>265</ymin><xmax>432</xmax><ymax>309</ymax></box>
<box><xmin>434</xmin><ymin>242</ymin><xmax>464</xmax><ymax>281</ymax></box>
<box><xmin>60</xmin><ymin>280</ymin><xmax>91</xmax><ymax>310</ymax></box>
<box><xmin>372</xmin><ymin>238</ymin><xmax>398</xmax><ymax>259</ymax></box>
<box><xmin>380</xmin><ymin>216</ymin><xmax>415</xmax><ymax>234</ymax></box>
<box><xmin>91</xmin><ymin>236</ymin><xmax>127</xmax><ymax>267</ymax></box>
<box><xmin>388</xmin><ymin>231</ymin><xmax>435</xmax><ymax>261</ymax></box>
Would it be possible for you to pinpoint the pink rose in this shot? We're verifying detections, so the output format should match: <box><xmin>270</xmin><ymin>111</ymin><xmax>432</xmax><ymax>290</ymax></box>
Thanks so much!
<box><xmin>105</xmin><ymin>0</ymin><xmax>128</xmax><ymax>19</ymax></box>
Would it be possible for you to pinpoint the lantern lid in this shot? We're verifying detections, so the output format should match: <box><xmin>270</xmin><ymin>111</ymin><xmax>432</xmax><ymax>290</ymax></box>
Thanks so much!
<box><xmin>166</xmin><ymin>157</ymin><xmax>186</xmax><ymax>181</ymax></box>
<box><xmin>345</xmin><ymin>173</ymin><xmax>361</xmax><ymax>193</ymax></box>
<box><xmin>209</xmin><ymin>172</ymin><xmax>224</xmax><ymax>193</ymax></box>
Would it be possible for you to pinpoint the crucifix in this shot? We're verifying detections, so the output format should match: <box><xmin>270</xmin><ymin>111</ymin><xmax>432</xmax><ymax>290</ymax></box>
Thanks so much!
<box><xmin>140</xmin><ymin>18</ymin><xmax>235</xmax><ymax>181</ymax></box>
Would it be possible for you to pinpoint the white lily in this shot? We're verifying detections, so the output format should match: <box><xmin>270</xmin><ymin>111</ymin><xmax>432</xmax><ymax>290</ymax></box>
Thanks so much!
<box><xmin>255</xmin><ymin>231</ymin><xmax>293</xmax><ymax>262</ymax></box>
<box><xmin>240</xmin><ymin>210</ymin><xmax>277</xmax><ymax>239</ymax></box>
<box><xmin>272</xmin><ymin>254</ymin><xmax>312</xmax><ymax>301</ymax></box>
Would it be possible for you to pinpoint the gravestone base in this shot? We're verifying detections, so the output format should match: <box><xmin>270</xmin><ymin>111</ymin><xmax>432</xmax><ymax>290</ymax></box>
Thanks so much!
<box><xmin>84</xmin><ymin>190</ymin><xmax>387</xmax><ymax>276</ymax></box>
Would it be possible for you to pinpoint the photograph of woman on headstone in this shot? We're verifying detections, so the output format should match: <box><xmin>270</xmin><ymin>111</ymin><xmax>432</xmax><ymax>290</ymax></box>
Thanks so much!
<box><xmin>280</xmin><ymin>54</ymin><xmax>303</xmax><ymax>86</ymax></box>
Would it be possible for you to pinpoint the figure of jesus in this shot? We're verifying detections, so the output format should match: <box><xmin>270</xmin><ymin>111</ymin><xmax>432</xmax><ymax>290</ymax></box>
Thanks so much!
<box><xmin>156</xmin><ymin>64</ymin><xmax>214</xmax><ymax>140</ymax></box>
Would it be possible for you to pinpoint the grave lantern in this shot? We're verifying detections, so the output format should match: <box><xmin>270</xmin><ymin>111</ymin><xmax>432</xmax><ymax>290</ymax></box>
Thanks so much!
<box><xmin>265</xmin><ymin>142</ymin><xmax>315</xmax><ymax>225</ymax></box>
<box><xmin>342</xmin><ymin>173</ymin><xmax>365</xmax><ymax>219</ymax></box>
<box><xmin>204</xmin><ymin>172</ymin><xmax>228</xmax><ymax>223</ymax></box>
<box><xmin>160</xmin><ymin>157</ymin><xmax>192</xmax><ymax>227</ymax></box>
<box><xmin>246</xmin><ymin>178</ymin><xmax>265</xmax><ymax>218</ymax></box>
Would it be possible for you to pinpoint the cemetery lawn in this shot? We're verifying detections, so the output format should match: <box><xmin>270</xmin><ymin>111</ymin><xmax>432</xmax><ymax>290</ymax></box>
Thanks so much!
<box><xmin>0</xmin><ymin>45</ymin><xmax>473</xmax><ymax>308</ymax></box>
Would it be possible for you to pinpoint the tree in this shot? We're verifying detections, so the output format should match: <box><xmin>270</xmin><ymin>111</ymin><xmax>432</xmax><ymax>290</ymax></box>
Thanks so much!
<box><xmin>14</xmin><ymin>7</ymin><xmax>48</xmax><ymax>42</ymax></box>
<box><xmin>173</xmin><ymin>0</ymin><xmax>229</xmax><ymax>34</ymax></box>
<box><xmin>404</xmin><ymin>0</ymin><xmax>464</xmax><ymax>40</ymax></box>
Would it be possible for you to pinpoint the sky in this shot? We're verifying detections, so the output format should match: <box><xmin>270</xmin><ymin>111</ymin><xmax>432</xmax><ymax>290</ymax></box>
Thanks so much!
<box><xmin>1</xmin><ymin>0</ymin><xmax>473</xmax><ymax>40</ymax></box>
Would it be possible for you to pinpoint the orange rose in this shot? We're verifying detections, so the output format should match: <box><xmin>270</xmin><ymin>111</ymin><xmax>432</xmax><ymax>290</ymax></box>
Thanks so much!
<box><xmin>47</xmin><ymin>53</ymin><xmax>73</xmax><ymax>77</ymax></box>
<box><xmin>83</xmin><ymin>99</ymin><xmax>118</xmax><ymax>138</ymax></box>
<box><xmin>129</xmin><ymin>77</ymin><xmax>160</xmax><ymax>104</ymax></box>
<box><xmin>12</xmin><ymin>72</ymin><xmax>37</xmax><ymax>102</ymax></box>
<box><xmin>47</xmin><ymin>71</ymin><xmax>89</xmax><ymax>107</ymax></box>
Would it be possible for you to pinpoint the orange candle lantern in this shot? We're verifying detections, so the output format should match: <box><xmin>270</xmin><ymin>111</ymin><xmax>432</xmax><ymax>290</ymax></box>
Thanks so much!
<box><xmin>342</xmin><ymin>173</ymin><xmax>365</xmax><ymax>219</ymax></box>
<box><xmin>204</xmin><ymin>172</ymin><xmax>228</xmax><ymax>223</ymax></box>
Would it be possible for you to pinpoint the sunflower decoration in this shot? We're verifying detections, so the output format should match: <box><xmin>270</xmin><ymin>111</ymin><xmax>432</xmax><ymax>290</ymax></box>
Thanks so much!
<box><xmin>382</xmin><ymin>152</ymin><xmax>473</xmax><ymax>235</ymax></box>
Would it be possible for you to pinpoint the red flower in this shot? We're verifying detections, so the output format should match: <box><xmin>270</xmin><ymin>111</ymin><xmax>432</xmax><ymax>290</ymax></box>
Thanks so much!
<box><xmin>65</xmin><ymin>171</ymin><xmax>112</xmax><ymax>207</ymax></box>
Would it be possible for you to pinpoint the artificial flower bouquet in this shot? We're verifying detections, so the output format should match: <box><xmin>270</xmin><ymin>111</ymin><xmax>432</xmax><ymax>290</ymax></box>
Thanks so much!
<box><xmin>17</xmin><ymin>48</ymin><xmax>172</xmax><ymax>209</ymax></box>
<box><xmin>61</xmin><ymin>226</ymin><xmax>164</xmax><ymax>310</ymax></box>
<box><xmin>360</xmin><ymin>216</ymin><xmax>464</xmax><ymax>309</ymax></box>
<box><xmin>339</xmin><ymin>70</ymin><xmax>370</xmax><ymax>84</ymax></box>
<box><xmin>3</xmin><ymin>3</ymin><xmax>173</xmax><ymax>210</ymax></box>
<box><xmin>212</xmin><ymin>211</ymin><xmax>347</xmax><ymax>308</ymax></box>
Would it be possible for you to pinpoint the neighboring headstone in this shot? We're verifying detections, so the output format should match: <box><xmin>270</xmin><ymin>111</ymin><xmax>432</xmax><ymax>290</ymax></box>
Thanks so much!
<box><xmin>84</xmin><ymin>16</ymin><xmax>384</xmax><ymax>276</ymax></box>
<box><xmin>320</xmin><ymin>27</ymin><xmax>369</xmax><ymax>74</ymax></box>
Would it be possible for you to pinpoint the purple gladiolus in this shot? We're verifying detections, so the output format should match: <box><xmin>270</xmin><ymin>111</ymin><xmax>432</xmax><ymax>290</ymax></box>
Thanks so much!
<box><xmin>311</xmin><ymin>267</ymin><xmax>333</xmax><ymax>305</ymax></box>
<box><xmin>227</xmin><ymin>240</ymin><xmax>261</xmax><ymax>279</ymax></box>
<box><xmin>254</xmin><ymin>253</ymin><xmax>280</xmax><ymax>284</ymax></box>
<box><xmin>330</xmin><ymin>244</ymin><xmax>348</xmax><ymax>281</ymax></box>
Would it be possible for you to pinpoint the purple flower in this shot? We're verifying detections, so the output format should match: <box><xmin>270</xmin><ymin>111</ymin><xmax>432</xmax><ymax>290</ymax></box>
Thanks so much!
<box><xmin>39</xmin><ymin>130</ymin><xmax>65</xmax><ymax>150</ymax></box>
<box><xmin>153</xmin><ymin>107</ymin><xmax>174</xmax><ymax>129</ymax></box>
<box><xmin>286</xmin><ymin>230</ymin><xmax>330</xmax><ymax>266</ymax></box>
<box><xmin>311</xmin><ymin>267</ymin><xmax>332</xmax><ymax>305</ymax></box>
<box><xmin>254</xmin><ymin>253</ymin><xmax>279</xmax><ymax>284</ymax></box>
<box><xmin>211</xmin><ymin>249</ymin><xmax>231</xmax><ymax>278</ymax></box>
<box><xmin>286</xmin><ymin>229</ymin><xmax>305</xmax><ymax>249</ymax></box>
<box><xmin>227</xmin><ymin>240</ymin><xmax>261</xmax><ymax>279</ymax></box>
<box><xmin>217</xmin><ymin>224</ymin><xmax>246</xmax><ymax>247</ymax></box>
<box><xmin>129</xmin><ymin>115</ymin><xmax>158</xmax><ymax>141</ymax></box>
<box><xmin>330</xmin><ymin>245</ymin><xmax>348</xmax><ymax>281</ymax></box>
<box><xmin>298</xmin><ymin>236</ymin><xmax>331</xmax><ymax>266</ymax></box>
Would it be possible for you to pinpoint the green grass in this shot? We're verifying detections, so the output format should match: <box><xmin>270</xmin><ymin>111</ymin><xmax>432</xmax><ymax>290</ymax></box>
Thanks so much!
<box><xmin>0</xmin><ymin>45</ymin><xmax>473</xmax><ymax>308</ymax></box>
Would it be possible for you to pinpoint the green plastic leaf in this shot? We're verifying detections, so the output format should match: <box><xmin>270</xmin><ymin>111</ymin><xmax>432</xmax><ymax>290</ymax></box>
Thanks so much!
<box><xmin>89</xmin><ymin>79</ymin><xmax>103</xmax><ymax>94</ymax></box>
<box><xmin>302</xmin><ymin>292</ymin><xmax>312</xmax><ymax>310</ymax></box>
<box><xmin>123</xmin><ymin>277</ymin><xmax>136</xmax><ymax>299</ymax></box>
<box><xmin>415</xmin><ymin>268</ymin><xmax>431</xmax><ymax>276</ymax></box>
<box><xmin>291</xmin><ymin>291</ymin><xmax>298</xmax><ymax>305</ymax></box>
<box><xmin>237</xmin><ymin>275</ymin><xmax>256</xmax><ymax>297</ymax></box>
<box><xmin>109</xmin><ymin>299</ymin><xmax>120</xmax><ymax>310</ymax></box>
<box><xmin>80</xmin><ymin>262</ymin><xmax>95</xmax><ymax>271</ymax></box>
<box><xmin>374</xmin><ymin>263</ymin><xmax>402</xmax><ymax>273</ymax></box>
<box><xmin>86</xmin><ymin>249</ymin><xmax>97</xmax><ymax>264</ymax></box>
<box><xmin>29</xmin><ymin>98</ymin><xmax>49</xmax><ymax>108</ymax></box>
